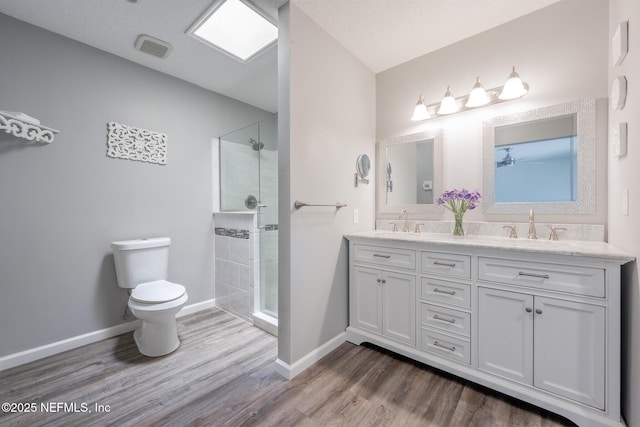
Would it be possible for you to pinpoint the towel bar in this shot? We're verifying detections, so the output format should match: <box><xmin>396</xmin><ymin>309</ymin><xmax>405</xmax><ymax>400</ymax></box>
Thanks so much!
<box><xmin>294</xmin><ymin>200</ymin><xmax>347</xmax><ymax>209</ymax></box>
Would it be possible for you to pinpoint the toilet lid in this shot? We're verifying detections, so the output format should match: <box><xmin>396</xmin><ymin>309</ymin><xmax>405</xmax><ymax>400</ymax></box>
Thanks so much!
<box><xmin>131</xmin><ymin>280</ymin><xmax>185</xmax><ymax>303</ymax></box>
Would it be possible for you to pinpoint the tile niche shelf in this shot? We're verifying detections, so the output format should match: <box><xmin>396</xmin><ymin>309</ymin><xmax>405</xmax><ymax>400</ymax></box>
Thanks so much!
<box><xmin>0</xmin><ymin>111</ymin><xmax>59</xmax><ymax>143</ymax></box>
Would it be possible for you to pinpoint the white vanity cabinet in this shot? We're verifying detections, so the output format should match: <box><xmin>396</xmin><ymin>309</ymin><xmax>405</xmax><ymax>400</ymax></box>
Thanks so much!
<box><xmin>345</xmin><ymin>232</ymin><xmax>633</xmax><ymax>427</ymax></box>
<box><xmin>478</xmin><ymin>287</ymin><xmax>605</xmax><ymax>409</ymax></box>
<box><xmin>350</xmin><ymin>245</ymin><xmax>416</xmax><ymax>346</ymax></box>
<box><xmin>419</xmin><ymin>251</ymin><xmax>473</xmax><ymax>365</ymax></box>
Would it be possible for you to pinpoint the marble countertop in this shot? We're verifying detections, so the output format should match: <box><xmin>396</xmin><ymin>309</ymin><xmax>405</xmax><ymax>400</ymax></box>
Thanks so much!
<box><xmin>344</xmin><ymin>230</ymin><xmax>635</xmax><ymax>263</ymax></box>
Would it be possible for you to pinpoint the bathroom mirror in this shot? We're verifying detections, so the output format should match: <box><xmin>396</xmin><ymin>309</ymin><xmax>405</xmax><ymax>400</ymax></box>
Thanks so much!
<box><xmin>377</xmin><ymin>129</ymin><xmax>443</xmax><ymax>215</ymax></box>
<box><xmin>482</xmin><ymin>99</ymin><xmax>595</xmax><ymax>214</ymax></box>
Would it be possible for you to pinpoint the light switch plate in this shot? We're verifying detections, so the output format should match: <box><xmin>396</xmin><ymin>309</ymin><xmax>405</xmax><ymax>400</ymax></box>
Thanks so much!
<box><xmin>614</xmin><ymin>122</ymin><xmax>628</xmax><ymax>157</ymax></box>
<box><xmin>353</xmin><ymin>209</ymin><xmax>359</xmax><ymax>224</ymax></box>
<box><xmin>622</xmin><ymin>189</ymin><xmax>629</xmax><ymax>216</ymax></box>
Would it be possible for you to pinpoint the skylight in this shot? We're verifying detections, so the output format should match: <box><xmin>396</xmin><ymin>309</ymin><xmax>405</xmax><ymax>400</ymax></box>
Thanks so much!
<box><xmin>189</xmin><ymin>0</ymin><xmax>278</xmax><ymax>62</ymax></box>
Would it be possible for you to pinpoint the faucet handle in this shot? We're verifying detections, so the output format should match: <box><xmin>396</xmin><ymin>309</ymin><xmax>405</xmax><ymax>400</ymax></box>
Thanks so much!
<box><xmin>549</xmin><ymin>226</ymin><xmax>567</xmax><ymax>241</ymax></box>
<box><xmin>503</xmin><ymin>225</ymin><xmax>518</xmax><ymax>239</ymax></box>
<box><xmin>414</xmin><ymin>223</ymin><xmax>424</xmax><ymax>233</ymax></box>
<box><xmin>390</xmin><ymin>222</ymin><xmax>399</xmax><ymax>232</ymax></box>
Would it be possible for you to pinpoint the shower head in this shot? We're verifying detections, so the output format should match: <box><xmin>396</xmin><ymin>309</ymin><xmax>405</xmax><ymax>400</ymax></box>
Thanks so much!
<box><xmin>249</xmin><ymin>138</ymin><xmax>264</xmax><ymax>151</ymax></box>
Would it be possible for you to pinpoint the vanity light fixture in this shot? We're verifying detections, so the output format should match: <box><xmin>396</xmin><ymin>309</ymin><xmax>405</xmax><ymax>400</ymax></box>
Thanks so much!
<box><xmin>498</xmin><ymin>66</ymin><xmax>529</xmax><ymax>100</ymax></box>
<box><xmin>465</xmin><ymin>77</ymin><xmax>490</xmax><ymax>108</ymax></box>
<box><xmin>437</xmin><ymin>86</ymin><xmax>460</xmax><ymax>115</ymax></box>
<box><xmin>410</xmin><ymin>66</ymin><xmax>529</xmax><ymax>121</ymax></box>
<box><xmin>411</xmin><ymin>95</ymin><xmax>430</xmax><ymax>121</ymax></box>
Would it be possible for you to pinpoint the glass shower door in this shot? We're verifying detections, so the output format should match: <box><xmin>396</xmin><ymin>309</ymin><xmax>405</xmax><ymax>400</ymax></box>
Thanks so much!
<box><xmin>257</xmin><ymin>115</ymin><xmax>278</xmax><ymax>318</ymax></box>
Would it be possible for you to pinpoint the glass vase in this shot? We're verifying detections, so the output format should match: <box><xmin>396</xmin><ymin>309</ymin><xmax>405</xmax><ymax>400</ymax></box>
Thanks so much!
<box><xmin>453</xmin><ymin>211</ymin><xmax>465</xmax><ymax>236</ymax></box>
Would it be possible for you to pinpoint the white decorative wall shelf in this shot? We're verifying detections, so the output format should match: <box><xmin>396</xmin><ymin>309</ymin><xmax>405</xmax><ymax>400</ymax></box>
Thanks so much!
<box><xmin>0</xmin><ymin>111</ymin><xmax>59</xmax><ymax>143</ymax></box>
<box><xmin>106</xmin><ymin>121</ymin><xmax>167</xmax><ymax>165</ymax></box>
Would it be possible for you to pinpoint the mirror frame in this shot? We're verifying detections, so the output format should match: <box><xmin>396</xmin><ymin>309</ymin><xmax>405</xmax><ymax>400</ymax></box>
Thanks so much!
<box><xmin>482</xmin><ymin>99</ymin><xmax>596</xmax><ymax>214</ymax></box>
<box><xmin>377</xmin><ymin>129</ymin><xmax>444</xmax><ymax>215</ymax></box>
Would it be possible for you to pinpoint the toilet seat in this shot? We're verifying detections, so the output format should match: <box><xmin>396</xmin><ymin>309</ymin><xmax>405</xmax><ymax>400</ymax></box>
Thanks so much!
<box><xmin>131</xmin><ymin>280</ymin><xmax>186</xmax><ymax>304</ymax></box>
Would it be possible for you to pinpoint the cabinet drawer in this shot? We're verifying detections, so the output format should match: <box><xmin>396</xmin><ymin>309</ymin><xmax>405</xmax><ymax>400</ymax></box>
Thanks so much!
<box><xmin>421</xmin><ymin>251</ymin><xmax>471</xmax><ymax>279</ymax></box>
<box><xmin>353</xmin><ymin>244</ymin><xmax>416</xmax><ymax>269</ymax></box>
<box><xmin>478</xmin><ymin>257</ymin><xmax>605</xmax><ymax>298</ymax></box>
<box><xmin>421</xmin><ymin>303</ymin><xmax>470</xmax><ymax>337</ymax></box>
<box><xmin>421</xmin><ymin>329</ymin><xmax>470</xmax><ymax>365</ymax></box>
<box><xmin>421</xmin><ymin>277</ymin><xmax>471</xmax><ymax>308</ymax></box>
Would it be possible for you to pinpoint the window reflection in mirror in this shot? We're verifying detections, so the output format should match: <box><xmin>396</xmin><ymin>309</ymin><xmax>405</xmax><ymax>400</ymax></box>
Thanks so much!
<box><xmin>483</xmin><ymin>99</ymin><xmax>595</xmax><ymax>214</ymax></box>
<box><xmin>494</xmin><ymin>114</ymin><xmax>577</xmax><ymax>203</ymax></box>
<box><xmin>386</xmin><ymin>138</ymin><xmax>434</xmax><ymax>205</ymax></box>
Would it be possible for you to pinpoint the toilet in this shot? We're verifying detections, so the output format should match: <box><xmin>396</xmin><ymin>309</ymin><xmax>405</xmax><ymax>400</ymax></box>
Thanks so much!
<box><xmin>111</xmin><ymin>237</ymin><xmax>188</xmax><ymax>357</ymax></box>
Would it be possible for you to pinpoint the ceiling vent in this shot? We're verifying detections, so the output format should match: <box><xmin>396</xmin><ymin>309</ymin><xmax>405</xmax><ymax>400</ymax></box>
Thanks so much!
<box><xmin>134</xmin><ymin>34</ymin><xmax>173</xmax><ymax>59</ymax></box>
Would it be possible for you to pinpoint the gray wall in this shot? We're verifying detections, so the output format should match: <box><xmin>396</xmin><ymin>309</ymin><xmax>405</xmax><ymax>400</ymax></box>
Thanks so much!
<box><xmin>0</xmin><ymin>13</ymin><xmax>271</xmax><ymax>358</ymax></box>
<box><xmin>278</xmin><ymin>3</ymin><xmax>376</xmax><ymax>365</ymax></box>
<box><xmin>608</xmin><ymin>0</ymin><xmax>640</xmax><ymax>425</ymax></box>
<box><xmin>376</xmin><ymin>0</ymin><xmax>609</xmax><ymax>226</ymax></box>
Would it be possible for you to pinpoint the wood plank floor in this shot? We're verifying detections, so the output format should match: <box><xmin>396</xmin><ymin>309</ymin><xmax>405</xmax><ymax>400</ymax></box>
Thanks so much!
<box><xmin>0</xmin><ymin>309</ymin><xmax>574</xmax><ymax>426</ymax></box>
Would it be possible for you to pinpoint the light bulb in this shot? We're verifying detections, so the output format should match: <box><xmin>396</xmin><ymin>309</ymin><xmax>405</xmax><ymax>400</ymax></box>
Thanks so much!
<box><xmin>410</xmin><ymin>95</ymin><xmax>430</xmax><ymax>121</ymax></box>
<box><xmin>499</xmin><ymin>66</ymin><xmax>529</xmax><ymax>100</ymax></box>
<box><xmin>437</xmin><ymin>86</ymin><xmax>459</xmax><ymax>115</ymax></box>
<box><xmin>465</xmin><ymin>77</ymin><xmax>490</xmax><ymax>108</ymax></box>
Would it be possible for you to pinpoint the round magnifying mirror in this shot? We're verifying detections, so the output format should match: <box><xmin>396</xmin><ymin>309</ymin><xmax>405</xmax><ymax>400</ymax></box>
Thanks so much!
<box><xmin>356</xmin><ymin>154</ymin><xmax>371</xmax><ymax>179</ymax></box>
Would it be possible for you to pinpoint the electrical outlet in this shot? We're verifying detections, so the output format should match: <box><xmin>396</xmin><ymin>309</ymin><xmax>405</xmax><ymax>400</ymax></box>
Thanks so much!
<box><xmin>353</xmin><ymin>209</ymin><xmax>359</xmax><ymax>224</ymax></box>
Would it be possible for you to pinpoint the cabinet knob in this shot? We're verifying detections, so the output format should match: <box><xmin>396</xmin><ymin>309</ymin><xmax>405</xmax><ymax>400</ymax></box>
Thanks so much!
<box><xmin>376</xmin><ymin>278</ymin><xmax>381</xmax><ymax>283</ymax></box>
<box><xmin>535</xmin><ymin>309</ymin><xmax>543</xmax><ymax>314</ymax></box>
<box><xmin>381</xmin><ymin>279</ymin><xmax>386</xmax><ymax>284</ymax></box>
<box><xmin>525</xmin><ymin>307</ymin><xmax>533</xmax><ymax>313</ymax></box>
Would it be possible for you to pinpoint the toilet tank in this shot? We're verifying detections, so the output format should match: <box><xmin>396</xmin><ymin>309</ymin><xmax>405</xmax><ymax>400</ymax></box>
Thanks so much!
<box><xmin>111</xmin><ymin>237</ymin><xmax>170</xmax><ymax>289</ymax></box>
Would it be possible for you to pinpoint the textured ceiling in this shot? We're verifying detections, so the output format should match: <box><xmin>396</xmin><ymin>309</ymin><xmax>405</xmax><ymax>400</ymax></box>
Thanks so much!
<box><xmin>0</xmin><ymin>0</ymin><xmax>560</xmax><ymax>112</ymax></box>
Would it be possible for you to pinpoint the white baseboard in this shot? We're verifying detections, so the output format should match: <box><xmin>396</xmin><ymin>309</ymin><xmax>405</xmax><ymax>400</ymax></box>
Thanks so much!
<box><xmin>252</xmin><ymin>311</ymin><xmax>278</xmax><ymax>336</ymax></box>
<box><xmin>0</xmin><ymin>298</ymin><xmax>216</xmax><ymax>372</ymax></box>
<box><xmin>178</xmin><ymin>298</ymin><xmax>216</xmax><ymax>318</ymax></box>
<box><xmin>274</xmin><ymin>331</ymin><xmax>346</xmax><ymax>380</ymax></box>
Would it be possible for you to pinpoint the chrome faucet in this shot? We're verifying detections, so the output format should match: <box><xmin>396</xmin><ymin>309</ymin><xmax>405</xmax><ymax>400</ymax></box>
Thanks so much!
<box><xmin>503</xmin><ymin>225</ymin><xmax>518</xmax><ymax>239</ymax></box>
<box><xmin>399</xmin><ymin>209</ymin><xmax>409</xmax><ymax>232</ymax></box>
<box><xmin>528</xmin><ymin>209</ymin><xmax>537</xmax><ymax>239</ymax></box>
<box><xmin>549</xmin><ymin>226</ymin><xmax>567</xmax><ymax>241</ymax></box>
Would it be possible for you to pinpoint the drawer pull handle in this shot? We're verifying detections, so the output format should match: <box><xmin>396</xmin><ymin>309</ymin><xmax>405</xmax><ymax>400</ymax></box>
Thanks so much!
<box><xmin>433</xmin><ymin>341</ymin><xmax>456</xmax><ymax>352</ymax></box>
<box><xmin>433</xmin><ymin>314</ymin><xmax>456</xmax><ymax>324</ymax></box>
<box><xmin>434</xmin><ymin>261</ymin><xmax>456</xmax><ymax>267</ymax></box>
<box><xmin>433</xmin><ymin>288</ymin><xmax>456</xmax><ymax>296</ymax></box>
<box><xmin>518</xmin><ymin>272</ymin><xmax>550</xmax><ymax>280</ymax></box>
<box><xmin>373</xmin><ymin>254</ymin><xmax>391</xmax><ymax>259</ymax></box>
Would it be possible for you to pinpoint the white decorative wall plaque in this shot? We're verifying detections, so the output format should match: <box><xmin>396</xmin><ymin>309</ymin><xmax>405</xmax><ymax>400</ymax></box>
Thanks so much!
<box><xmin>107</xmin><ymin>122</ymin><xmax>167</xmax><ymax>165</ymax></box>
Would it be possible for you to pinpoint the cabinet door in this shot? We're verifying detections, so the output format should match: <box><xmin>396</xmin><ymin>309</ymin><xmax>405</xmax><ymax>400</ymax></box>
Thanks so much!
<box><xmin>478</xmin><ymin>287</ymin><xmax>533</xmax><ymax>384</ymax></box>
<box><xmin>533</xmin><ymin>297</ymin><xmax>605</xmax><ymax>409</ymax></box>
<box><xmin>351</xmin><ymin>266</ymin><xmax>382</xmax><ymax>333</ymax></box>
<box><xmin>382</xmin><ymin>271</ymin><xmax>416</xmax><ymax>345</ymax></box>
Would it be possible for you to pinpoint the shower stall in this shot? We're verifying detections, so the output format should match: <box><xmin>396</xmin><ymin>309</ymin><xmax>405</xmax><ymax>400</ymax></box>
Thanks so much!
<box><xmin>217</xmin><ymin>115</ymin><xmax>278</xmax><ymax>325</ymax></box>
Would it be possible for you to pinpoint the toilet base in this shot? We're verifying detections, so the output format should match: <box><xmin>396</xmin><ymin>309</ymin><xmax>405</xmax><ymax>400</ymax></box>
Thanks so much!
<box><xmin>127</xmin><ymin>291</ymin><xmax>188</xmax><ymax>357</ymax></box>
<box><xmin>133</xmin><ymin>319</ymin><xmax>180</xmax><ymax>357</ymax></box>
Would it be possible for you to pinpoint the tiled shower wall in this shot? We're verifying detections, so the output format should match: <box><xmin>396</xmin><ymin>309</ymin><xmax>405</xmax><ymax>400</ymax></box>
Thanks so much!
<box><xmin>213</xmin><ymin>213</ymin><xmax>259</xmax><ymax>321</ymax></box>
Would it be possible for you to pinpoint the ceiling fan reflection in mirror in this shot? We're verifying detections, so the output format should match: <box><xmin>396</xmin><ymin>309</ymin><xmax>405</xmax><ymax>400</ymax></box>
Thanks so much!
<box><xmin>496</xmin><ymin>147</ymin><xmax>543</xmax><ymax>168</ymax></box>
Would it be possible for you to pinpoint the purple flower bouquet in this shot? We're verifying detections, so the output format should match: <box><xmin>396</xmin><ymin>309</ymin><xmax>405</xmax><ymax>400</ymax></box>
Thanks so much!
<box><xmin>436</xmin><ymin>189</ymin><xmax>481</xmax><ymax>236</ymax></box>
